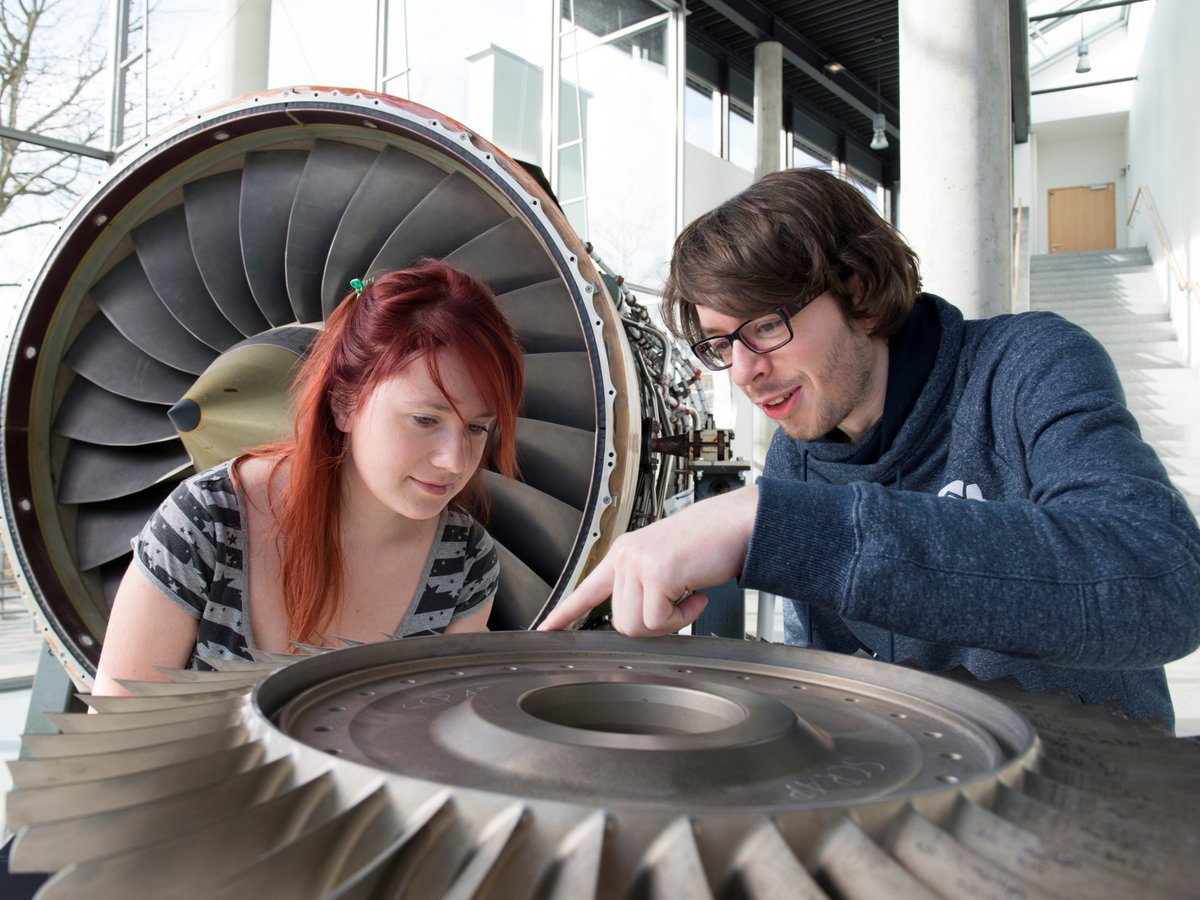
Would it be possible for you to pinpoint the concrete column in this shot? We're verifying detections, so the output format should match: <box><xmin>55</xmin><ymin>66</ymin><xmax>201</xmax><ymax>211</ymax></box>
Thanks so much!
<box><xmin>750</xmin><ymin>42</ymin><xmax>786</xmax><ymax>470</ymax></box>
<box><xmin>751</xmin><ymin>41</ymin><xmax>785</xmax><ymax>472</ymax></box>
<box><xmin>899</xmin><ymin>0</ymin><xmax>1012</xmax><ymax>318</ymax></box>
<box><xmin>753</xmin><ymin>41</ymin><xmax>783</xmax><ymax>180</ymax></box>
<box><xmin>218</xmin><ymin>0</ymin><xmax>272</xmax><ymax>100</ymax></box>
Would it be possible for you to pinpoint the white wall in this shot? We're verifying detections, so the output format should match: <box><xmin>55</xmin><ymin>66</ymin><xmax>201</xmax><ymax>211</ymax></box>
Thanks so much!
<box><xmin>682</xmin><ymin>143</ymin><xmax>753</xmax><ymax>227</ymax></box>
<box><xmin>1127</xmin><ymin>0</ymin><xmax>1200</xmax><ymax>368</ymax></box>
<box><xmin>1033</xmin><ymin>127</ymin><xmax>1128</xmax><ymax>254</ymax></box>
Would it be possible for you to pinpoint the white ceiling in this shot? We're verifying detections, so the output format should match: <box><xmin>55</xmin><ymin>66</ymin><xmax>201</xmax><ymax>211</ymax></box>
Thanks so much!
<box><xmin>1031</xmin><ymin>110</ymin><xmax>1128</xmax><ymax>141</ymax></box>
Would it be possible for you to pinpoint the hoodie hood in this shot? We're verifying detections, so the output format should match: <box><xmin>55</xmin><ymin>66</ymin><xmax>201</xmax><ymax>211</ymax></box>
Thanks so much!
<box><xmin>767</xmin><ymin>294</ymin><xmax>966</xmax><ymax>488</ymax></box>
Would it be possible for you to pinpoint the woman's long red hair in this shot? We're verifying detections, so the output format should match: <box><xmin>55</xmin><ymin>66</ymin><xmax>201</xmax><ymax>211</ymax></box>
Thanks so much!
<box><xmin>240</xmin><ymin>259</ymin><xmax>524</xmax><ymax>646</ymax></box>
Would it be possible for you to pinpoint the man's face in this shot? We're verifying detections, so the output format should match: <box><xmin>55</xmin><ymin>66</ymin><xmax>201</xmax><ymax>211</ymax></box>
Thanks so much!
<box><xmin>696</xmin><ymin>292</ymin><xmax>889</xmax><ymax>442</ymax></box>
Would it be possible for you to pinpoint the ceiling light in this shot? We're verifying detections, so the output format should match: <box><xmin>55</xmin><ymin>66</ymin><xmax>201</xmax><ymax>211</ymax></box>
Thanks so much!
<box><xmin>870</xmin><ymin>113</ymin><xmax>889</xmax><ymax>151</ymax></box>
<box><xmin>823</xmin><ymin>61</ymin><xmax>844</xmax><ymax>75</ymax></box>
<box><xmin>868</xmin><ymin>37</ymin><xmax>888</xmax><ymax>152</ymax></box>
<box><xmin>1075</xmin><ymin>42</ymin><xmax>1092</xmax><ymax>73</ymax></box>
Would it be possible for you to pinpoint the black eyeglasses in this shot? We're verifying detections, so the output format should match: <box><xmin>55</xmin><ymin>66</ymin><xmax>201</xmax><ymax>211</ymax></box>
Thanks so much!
<box><xmin>690</xmin><ymin>300</ymin><xmax>811</xmax><ymax>371</ymax></box>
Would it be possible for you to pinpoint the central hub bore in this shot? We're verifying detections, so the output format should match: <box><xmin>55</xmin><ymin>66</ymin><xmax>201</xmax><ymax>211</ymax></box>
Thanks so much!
<box><xmin>519</xmin><ymin>682</ymin><xmax>749</xmax><ymax>736</ymax></box>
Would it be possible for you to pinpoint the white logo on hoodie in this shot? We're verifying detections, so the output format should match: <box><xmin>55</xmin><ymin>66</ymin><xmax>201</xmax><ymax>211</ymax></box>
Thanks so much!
<box><xmin>937</xmin><ymin>480</ymin><xmax>985</xmax><ymax>501</ymax></box>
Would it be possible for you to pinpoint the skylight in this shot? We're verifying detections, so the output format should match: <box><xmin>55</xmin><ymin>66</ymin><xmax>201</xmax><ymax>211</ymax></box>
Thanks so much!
<box><xmin>1027</xmin><ymin>0</ymin><xmax>1128</xmax><ymax>72</ymax></box>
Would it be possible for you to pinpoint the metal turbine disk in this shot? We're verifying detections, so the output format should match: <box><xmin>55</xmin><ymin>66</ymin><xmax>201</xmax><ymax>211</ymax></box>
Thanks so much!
<box><xmin>8</xmin><ymin>632</ymin><xmax>1200</xmax><ymax>897</ymax></box>
<box><xmin>266</xmin><ymin>633</ymin><xmax>1034</xmax><ymax>813</ymax></box>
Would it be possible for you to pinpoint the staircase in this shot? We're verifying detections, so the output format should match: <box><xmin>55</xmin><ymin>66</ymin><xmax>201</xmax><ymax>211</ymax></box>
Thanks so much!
<box><xmin>1030</xmin><ymin>247</ymin><xmax>1200</xmax><ymax>514</ymax></box>
<box><xmin>1030</xmin><ymin>246</ymin><xmax>1200</xmax><ymax>735</ymax></box>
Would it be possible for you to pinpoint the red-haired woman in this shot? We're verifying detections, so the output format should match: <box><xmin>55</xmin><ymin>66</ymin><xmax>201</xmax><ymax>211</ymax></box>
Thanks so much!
<box><xmin>93</xmin><ymin>260</ymin><xmax>524</xmax><ymax>696</ymax></box>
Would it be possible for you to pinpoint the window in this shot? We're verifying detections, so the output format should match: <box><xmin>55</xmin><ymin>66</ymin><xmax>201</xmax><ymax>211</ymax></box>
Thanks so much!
<box><xmin>113</xmin><ymin>0</ymin><xmax>225</xmax><ymax>149</ymax></box>
<box><xmin>367</xmin><ymin>0</ymin><xmax>550</xmax><ymax>166</ymax></box>
<box><xmin>684</xmin><ymin>81</ymin><xmax>716</xmax><ymax>152</ymax></box>
<box><xmin>727</xmin><ymin>104</ymin><xmax>755</xmax><ymax>172</ymax></box>
<box><xmin>790</xmin><ymin>139</ymin><xmax>828</xmax><ymax>171</ymax></box>
<box><xmin>846</xmin><ymin>170</ymin><xmax>884</xmax><ymax>213</ymax></box>
<box><xmin>558</xmin><ymin>1</ymin><xmax>675</xmax><ymax>288</ymax></box>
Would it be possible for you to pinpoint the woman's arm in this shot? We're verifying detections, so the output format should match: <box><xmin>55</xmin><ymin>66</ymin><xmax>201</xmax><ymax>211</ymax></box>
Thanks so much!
<box><xmin>92</xmin><ymin>563</ymin><xmax>201</xmax><ymax>697</ymax></box>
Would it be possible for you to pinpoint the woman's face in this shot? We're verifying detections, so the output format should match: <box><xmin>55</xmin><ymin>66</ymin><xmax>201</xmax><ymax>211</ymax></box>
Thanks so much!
<box><xmin>336</xmin><ymin>347</ymin><xmax>495</xmax><ymax>524</ymax></box>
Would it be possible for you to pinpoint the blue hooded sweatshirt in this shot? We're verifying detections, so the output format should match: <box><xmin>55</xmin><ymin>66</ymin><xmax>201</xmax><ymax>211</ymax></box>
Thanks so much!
<box><xmin>743</xmin><ymin>294</ymin><xmax>1200</xmax><ymax>727</ymax></box>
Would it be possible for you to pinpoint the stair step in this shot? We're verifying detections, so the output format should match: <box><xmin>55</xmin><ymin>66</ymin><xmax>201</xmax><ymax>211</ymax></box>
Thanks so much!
<box><xmin>1117</xmin><ymin>367</ymin><xmax>1200</xmax><ymax>385</ymax></box>
<box><xmin>1036</xmin><ymin>297</ymin><xmax>1168</xmax><ymax>312</ymax></box>
<box><xmin>1036</xmin><ymin>294</ymin><xmax>1166</xmax><ymax>312</ymax></box>
<box><xmin>1036</xmin><ymin>308</ymin><xmax>1171</xmax><ymax>323</ymax></box>
<box><xmin>1128</xmin><ymin>401</ymin><xmax>1200</xmax><ymax>422</ymax></box>
<box><xmin>1133</xmin><ymin>412</ymin><xmax>1200</xmax><ymax>432</ymax></box>
<box><xmin>1137</xmin><ymin>423</ymin><xmax>1200</xmax><ymax>444</ymax></box>
<box><xmin>1086</xmin><ymin>324</ymin><xmax>1181</xmax><ymax>344</ymax></box>
<box><xmin>1031</xmin><ymin>275</ymin><xmax>1163</xmax><ymax>295</ymax></box>
<box><xmin>1169</xmin><ymin>472</ymin><xmax>1200</xmax><ymax>491</ymax></box>
<box><xmin>1139</xmin><ymin>436</ymin><xmax>1200</xmax><ymax>457</ymax></box>
<box><xmin>1031</xmin><ymin>259</ymin><xmax>1158</xmax><ymax>273</ymax></box>
<box><xmin>1108</xmin><ymin>347</ymin><xmax>1186</xmax><ymax>367</ymax></box>
<box><xmin>1055</xmin><ymin>317</ymin><xmax>1173</xmax><ymax>336</ymax></box>
<box><xmin>1159</xmin><ymin>462</ymin><xmax>1200</xmax><ymax>481</ymax></box>
<box><xmin>1127</xmin><ymin>404</ymin><xmax>1200</xmax><ymax>425</ymax></box>
<box><xmin>1030</xmin><ymin>275</ymin><xmax>1161</xmax><ymax>288</ymax></box>
<box><xmin>1030</xmin><ymin>248</ymin><xmax>1152</xmax><ymax>268</ymax></box>
<box><xmin>1109</xmin><ymin>351</ymin><xmax>1185</xmax><ymax>369</ymax></box>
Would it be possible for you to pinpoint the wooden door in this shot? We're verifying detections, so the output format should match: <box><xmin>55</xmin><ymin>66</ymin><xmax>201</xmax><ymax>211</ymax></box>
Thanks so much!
<box><xmin>1047</xmin><ymin>183</ymin><xmax>1116</xmax><ymax>253</ymax></box>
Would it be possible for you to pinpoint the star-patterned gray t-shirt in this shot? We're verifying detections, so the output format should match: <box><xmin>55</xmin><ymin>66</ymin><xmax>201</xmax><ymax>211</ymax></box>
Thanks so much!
<box><xmin>131</xmin><ymin>461</ymin><xmax>499</xmax><ymax>668</ymax></box>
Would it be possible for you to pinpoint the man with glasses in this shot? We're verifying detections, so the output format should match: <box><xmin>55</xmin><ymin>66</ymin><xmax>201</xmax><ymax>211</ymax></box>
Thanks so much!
<box><xmin>542</xmin><ymin>167</ymin><xmax>1200</xmax><ymax>727</ymax></box>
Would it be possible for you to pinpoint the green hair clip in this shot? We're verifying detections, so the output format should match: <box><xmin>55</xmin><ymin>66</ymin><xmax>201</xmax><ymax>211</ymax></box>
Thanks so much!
<box><xmin>349</xmin><ymin>278</ymin><xmax>366</xmax><ymax>298</ymax></box>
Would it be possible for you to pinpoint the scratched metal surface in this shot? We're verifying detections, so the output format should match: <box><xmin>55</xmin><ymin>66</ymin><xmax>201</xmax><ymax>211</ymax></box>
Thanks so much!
<box><xmin>7</xmin><ymin>631</ymin><xmax>1198</xmax><ymax>898</ymax></box>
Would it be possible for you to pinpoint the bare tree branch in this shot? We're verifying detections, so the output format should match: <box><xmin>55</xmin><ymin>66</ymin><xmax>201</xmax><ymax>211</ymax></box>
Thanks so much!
<box><xmin>0</xmin><ymin>212</ymin><xmax>60</xmax><ymax>236</ymax></box>
<box><xmin>0</xmin><ymin>0</ymin><xmax>106</xmax><ymax>228</ymax></box>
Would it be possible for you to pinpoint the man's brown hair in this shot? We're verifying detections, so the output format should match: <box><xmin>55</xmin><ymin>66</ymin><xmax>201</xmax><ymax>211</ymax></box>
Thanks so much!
<box><xmin>662</xmin><ymin>168</ymin><xmax>921</xmax><ymax>343</ymax></box>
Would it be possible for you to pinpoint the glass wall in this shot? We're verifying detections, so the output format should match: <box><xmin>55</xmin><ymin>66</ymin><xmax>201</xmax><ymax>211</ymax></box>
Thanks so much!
<box><xmin>847</xmin><ymin>170</ymin><xmax>884</xmax><ymax>212</ymax></box>
<box><xmin>791</xmin><ymin>139</ymin><xmax>832</xmax><ymax>172</ymax></box>
<box><xmin>112</xmin><ymin>0</ymin><xmax>225</xmax><ymax>149</ymax></box>
<box><xmin>269</xmin><ymin>0</ymin><xmax>375</xmax><ymax>90</ymax></box>
<box><xmin>6</xmin><ymin>0</ymin><xmax>897</xmax><ymax>307</ymax></box>
<box><xmin>726</xmin><ymin>104</ymin><xmax>755</xmax><ymax>173</ymax></box>
<box><xmin>684</xmin><ymin>80</ymin><xmax>716</xmax><ymax>153</ymax></box>
<box><xmin>378</xmin><ymin>0</ymin><xmax>551</xmax><ymax>166</ymax></box>
<box><xmin>558</xmin><ymin>0</ymin><xmax>676</xmax><ymax>288</ymax></box>
<box><xmin>0</xmin><ymin>1</ymin><xmax>110</xmax><ymax>311</ymax></box>
<box><xmin>270</xmin><ymin>0</ymin><xmax>681</xmax><ymax>289</ymax></box>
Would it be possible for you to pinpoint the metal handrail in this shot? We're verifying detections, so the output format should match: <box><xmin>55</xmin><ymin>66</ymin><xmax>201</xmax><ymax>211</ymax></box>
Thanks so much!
<box><xmin>1127</xmin><ymin>185</ymin><xmax>1198</xmax><ymax>368</ymax></box>
<box><xmin>1012</xmin><ymin>200</ymin><xmax>1024</xmax><ymax>311</ymax></box>
<box><xmin>1126</xmin><ymin>185</ymin><xmax>1200</xmax><ymax>306</ymax></box>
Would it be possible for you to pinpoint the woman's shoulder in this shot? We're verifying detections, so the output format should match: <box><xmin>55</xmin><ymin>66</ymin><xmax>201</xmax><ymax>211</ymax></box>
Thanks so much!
<box><xmin>186</xmin><ymin>459</ymin><xmax>238</xmax><ymax>494</ymax></box>
<box><xmin>159</xmin><ymin>460</ymin><xmax>238</xmax><ymax>512</ymax></box>
<box><xmin>442</xmin><ymin>507</ymin><xmax>494</xmax><ymax>555</ymax></box>
<box><xmin>162</xmin><ymin>455</ymin><xmax>288</xmax><ymax>529</ymax></box>
<box><xmin>151</xmin><ymin>460</ymin><xmax>244</xmax><ymax>534</ymax></box>
<box><xmin>225</xmin><ymin>454</ymin><xmax>289</xmax><ymax>512</ymax></box>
